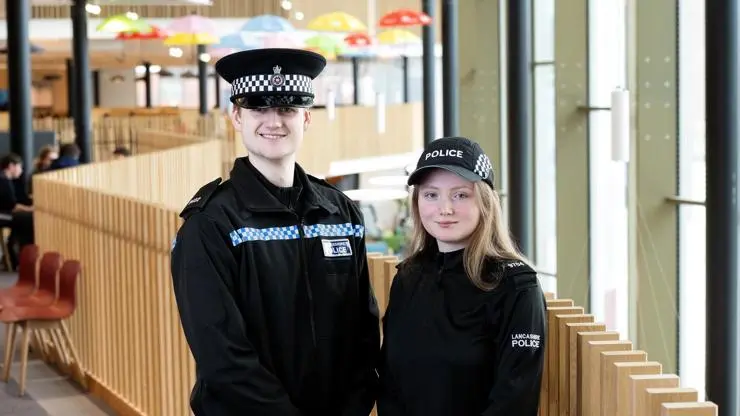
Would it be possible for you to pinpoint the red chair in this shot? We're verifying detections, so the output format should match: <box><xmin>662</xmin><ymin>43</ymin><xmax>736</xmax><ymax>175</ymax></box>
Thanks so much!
<box><xmin>0</xmin><ymin>245</ymin><xmax>40</xmax><ymax>310</ymax></box>
<box><xmin>1</xmin><ymin>259</ymin><xmax>84</xmax><ymax>395</ymax></box>
<box><xmin>0</xmin><ymin>251</ymin><xmax>61</xmax><ymax>309</ymax></box>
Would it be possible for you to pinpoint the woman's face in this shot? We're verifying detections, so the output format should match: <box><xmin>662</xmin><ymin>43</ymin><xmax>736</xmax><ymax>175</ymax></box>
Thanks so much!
<box><xmin>417</xmin><ymin>169</ymin><xmax>480</xmax><ymax>252</ymax></box>
<box><xmin>43</xmin><ymin>152</ymin><xmax>58</xmax><ymax>166</ymax></box>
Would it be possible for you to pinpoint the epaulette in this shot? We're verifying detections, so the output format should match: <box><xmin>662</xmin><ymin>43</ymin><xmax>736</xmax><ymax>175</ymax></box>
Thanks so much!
<box><xmin>179</xmin><ymin>178</ymin><xmax>223</xmax><ymax>219</ymax></box>
<box><xmin>503</xmin><ymin>260</ymin><xmax>538</xmax><ymax>290</ymax></box>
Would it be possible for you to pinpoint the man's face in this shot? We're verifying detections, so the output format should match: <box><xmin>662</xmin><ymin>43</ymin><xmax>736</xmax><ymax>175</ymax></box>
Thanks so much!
<box><xmin>230</xmin><ymin>106</ymin><xmax>311</xmax><ymax>163</ymax></box>
<box><xmin>8</xmin><ymin>163</ymin><xmax>22</xmax><ymax>179</ymax></box>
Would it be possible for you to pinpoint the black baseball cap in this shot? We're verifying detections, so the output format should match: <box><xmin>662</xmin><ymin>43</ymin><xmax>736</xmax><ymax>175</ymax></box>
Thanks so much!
<box><xmin>407</xmin><ymin>136</ymin><xmax>494</xmax><ymax>188</ymax></box>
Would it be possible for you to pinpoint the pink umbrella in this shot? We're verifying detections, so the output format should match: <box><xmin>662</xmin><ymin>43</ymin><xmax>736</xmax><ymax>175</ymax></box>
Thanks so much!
<box><xmin>258</xmin><ymin>33</ymin><xmax>303</xmax><ymax>48</ymax></box>
<box><xmin>166</xmin><ymin>14</ymin><xmax>218</xmax><ymax>37</ymax></box>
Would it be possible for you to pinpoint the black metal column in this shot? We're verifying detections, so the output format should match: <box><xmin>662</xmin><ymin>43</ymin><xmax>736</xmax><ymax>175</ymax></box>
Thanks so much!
<box><xmin>6</xmin><ymin>0</ymin><xmax>33</xmax><ymax>174</ymax></box>
<box><xmin>92</xmin><ymin>70</ymin><xmax>101</xmax><ymax>107</ymax></box>
<box><xmin>441</xmin><ymin>0</ymin><xmax>459</xmax><ymax>136</ymax></box>
<box><xmin>214</xmin><ymin>75</ymin><xmax>221</xmax><ymax>108</ymax></box>
<box><xmin>71</xmin><ymin>0</ymin><xmax>92</xmax><ymax>163</ymax></box>
<box><xmin>66</xmin><ymin>59</ymin><xmax>76</xmax><ymax>119</ymax></box>
<box><xmin>351</xmin><ymin>57</ymin><xmax>360</xmax><ymax>105</ymax></box>
<box><xmin>197</xmin><ymin>44</ymin><xmax>208</xmax><ymax>114</ymax></box>
<box><xmin>421</xmin><ymin>0</ymin><xmax>436</xmax><ymax>145</ymax></box>
<box><xmin>401</xmin><ymin>56</ymin><xmax>409</xmax><ymax>103</ymax></box>
<box><xmin>143</xmin><ymin>62</ymin><xmax>152</xmax><ymax>108</ymax></box>
<box><xmin>506</xmin><ymin>0</ymin><xmax>534</xmax><ymax>257</ymax></box>
<box><xmin>705</xmin><ymin>0</ymin><xmax>740</xmax><ymax>413</ymax></box>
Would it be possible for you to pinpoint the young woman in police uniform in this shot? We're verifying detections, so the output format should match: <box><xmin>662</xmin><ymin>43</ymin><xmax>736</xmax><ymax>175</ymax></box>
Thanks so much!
<box><xmin>377</xmin><ymin>136</ymin><xmax>547</xmax><ymax>415</ymax></box>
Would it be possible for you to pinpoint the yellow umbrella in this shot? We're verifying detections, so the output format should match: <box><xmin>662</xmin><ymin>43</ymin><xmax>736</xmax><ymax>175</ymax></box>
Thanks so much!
<box><xmin>377</xmin><ymin>29</ymin><xmax>420</xmax><ymax>45</ymax></box>
<box><xmin>164</xmin><ymin>32</ymin><xmax>220</xmax><ymax>46</ymax></box>
<box><xmin>307</xmin><ymin>12</ymin><xmax>367</xmax><ymax>32</ymax></box>
<box><xmin>97</xmin><ymin>14</ymin><xmax>151</xmax><ymax>33</ymax></box>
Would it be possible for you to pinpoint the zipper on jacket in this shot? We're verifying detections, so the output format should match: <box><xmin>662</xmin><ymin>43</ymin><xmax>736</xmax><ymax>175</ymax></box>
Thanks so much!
<box><xmin>297</xmin><ymin>216</ymin><xmax>318</xmax><ymax>348</ymax></box>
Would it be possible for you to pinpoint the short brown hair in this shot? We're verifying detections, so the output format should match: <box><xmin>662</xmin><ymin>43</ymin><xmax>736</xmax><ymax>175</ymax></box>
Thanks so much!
<box><xmin>0</xmin><ymin>153</ymin><xmax>22</xmax><ymax>170</ymax></box>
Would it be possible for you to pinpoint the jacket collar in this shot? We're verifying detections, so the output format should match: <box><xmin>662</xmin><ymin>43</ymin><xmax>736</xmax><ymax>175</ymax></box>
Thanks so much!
<box><xmin>229</xmin><ymin>157</ymin><xmax>338</xmax><ymax>215</ymax></box>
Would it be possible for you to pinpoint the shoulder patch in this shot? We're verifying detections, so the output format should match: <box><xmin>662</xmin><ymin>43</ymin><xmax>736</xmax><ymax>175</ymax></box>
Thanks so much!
<box><xmin>180</xmin><ymin>178</ymin><xmax>222</xmax><ymax>219</ymax></box>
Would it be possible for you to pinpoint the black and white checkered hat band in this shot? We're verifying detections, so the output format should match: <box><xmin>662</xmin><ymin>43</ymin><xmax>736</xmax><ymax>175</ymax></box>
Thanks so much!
<box><xmin>473</xmin><ymin>153</ymin><xmax>492</xmax><ymax>180</ymax></box>
<box><xmin>231</xmin><ymin>73</ymin><xmax>314</xmax><ymax>98</ymax></box>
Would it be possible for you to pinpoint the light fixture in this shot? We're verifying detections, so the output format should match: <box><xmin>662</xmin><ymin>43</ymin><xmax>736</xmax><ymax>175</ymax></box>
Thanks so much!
<box><xmin>168</xmin><ymin>47</ymin><xmax>183</xmax><ymax>58</ymax></box>
<box><xmin>294</xmin><ymin>11</ymin><xmax>304</xmax><ymax>21</ymax></box>
<box><xmin>343</xmin><ymin>189</ymin><xmax>409</xmax><ymax>202</ymax></box>
<box><xmin>326</xmin><ymin>89</ymin><xmax>336</xmax><ymax>121</ymax></box>
<box><xmin>85</xmin><ymin>3</ymin><xmax>101</xmax><ymax>15</ymax></box>
<box><xmin>199</xmin><ymin>53</ymin><xmax>211</xmax><ymax>63</ymax></box>
<box><xmin>281</xmin><ymin>0</ymin><xmax>292</xmax><ymax>10</ymax></box>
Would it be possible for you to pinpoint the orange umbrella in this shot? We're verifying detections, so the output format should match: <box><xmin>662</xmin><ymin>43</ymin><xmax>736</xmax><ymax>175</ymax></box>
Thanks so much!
<box><xmin>344</xmin><ymin>32</ymin><xmax>374</xmax><ymax>47</ymax></box>
<box><xmin>379</xmin><ymin>9</ymin><xmax>432</xmax><ymax>27</ymax></box>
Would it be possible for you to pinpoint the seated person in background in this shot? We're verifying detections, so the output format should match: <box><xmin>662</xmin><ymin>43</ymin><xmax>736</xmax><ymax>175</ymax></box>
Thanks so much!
<box><xmin>26</xmin><ymin>144</ymin><xmax>58</xmax><ymax>196</ymax></box>
<box><xmin>0</xmin><ymin>153</ymin><xmax>34</xmax><ymax>270</ymax></box>
<box><xmin>49</xmin><ymin>143</ymin><xmax>81</xmax><ymax>171</ymax></box>
<box><xmin>33</xmin><ymin>145</ymin><xmax>58</xmax><ymax>174</ymax></box>
<box><xmin>112</xmin><ymin>146</ymin><xmax>131</xmax><ymax>159</ymax></box>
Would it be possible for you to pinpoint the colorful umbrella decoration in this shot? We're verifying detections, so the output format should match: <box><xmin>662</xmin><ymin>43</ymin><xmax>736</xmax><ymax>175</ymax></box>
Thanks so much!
<box><xmin>307</xmin><ymin>12</ymin><xmax>367</xmax><ymax>32</ymax></box>
<box><xmin>209</xmin><ymin>33</ymin><xmax>258</xmax><ymax>57</ymax></box>
<box><xmin>240</xmin><ymin>14</ymin><xmax>295</xmax><ymax>32</ymax></box>
<box><xmin>339</xmin><ymin>32</ymin><xmax>377</xmax><ymax>58</ymax></box>
<box><xmin>256</xmin><ymin>32</ymin><xmax>303</xmax><ymax>48</ymax></box>
<box><xmin>344</xmin><ymin>32</ymin><xmax>374</xmax><ymax>47</ymax></box>
<box><xmin>96</xmin><ymin>14</ymin><xmax>151</xmax><ymax>33</ymax></box>
<box><xmin>115</xmin><ymin>25</ymin><xmax>168</xmax><ymax>41</ymax></box>
<box><xmin>379</xmin><ymin>9</ymin><xmax>432</xmax><ymax>27</ymax></box>
<box><xmin>377</xmin><ymin>29</ymin><xmax>421</xmax><ymax>45</ymax></box>
<box><xmin>165</xmin><ymin>14</ymin><xmax>220</xmax><ymax>45</ymax></box>
<box><xmin>304</xmin><ymin>34</ymin><xmax>346</xmax><ymax>60</ymax></box>
<box><xmin>164</xmin><ymin>32</ymin><xmax>219</xmax><ymax>46</ymax></box>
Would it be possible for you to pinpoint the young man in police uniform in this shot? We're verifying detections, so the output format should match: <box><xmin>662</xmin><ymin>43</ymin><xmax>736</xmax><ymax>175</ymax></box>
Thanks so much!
<box><xmin>171</xmin><ymin>48</ymin><xmax>380</xmax><ymax>416</ymax></box>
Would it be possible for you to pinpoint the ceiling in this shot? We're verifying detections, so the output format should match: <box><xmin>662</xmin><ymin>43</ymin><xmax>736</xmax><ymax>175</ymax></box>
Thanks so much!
<box><xmin>30</xmin><ymin>1</ymin><xmax>212</xmax><ymax>4</ymax></box>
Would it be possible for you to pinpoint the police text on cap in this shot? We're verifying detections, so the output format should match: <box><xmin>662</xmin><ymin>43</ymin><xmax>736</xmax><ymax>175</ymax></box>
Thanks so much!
<box><xmin>425</xmin><ymin>149</ymin><xmax>463</xmax><ymax>160</ymax></box>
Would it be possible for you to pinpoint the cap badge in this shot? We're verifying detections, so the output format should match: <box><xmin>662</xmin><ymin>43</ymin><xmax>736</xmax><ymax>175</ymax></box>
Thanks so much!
<box><xmin>270</xmin><ymin>65</ymin><xmax>285</xmax><ymax>86</ymax></box>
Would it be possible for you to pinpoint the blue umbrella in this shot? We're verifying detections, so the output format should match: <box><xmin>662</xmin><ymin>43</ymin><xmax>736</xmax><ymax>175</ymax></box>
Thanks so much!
<box><xmin>213</xmin><ymin>33</ymin><xmax>257</xmax><ymax>50</ymax></box>
<box><xmin>240</xmin><ymin>14</ymin><xmax>295</xmax><ymax>32</ymax></box>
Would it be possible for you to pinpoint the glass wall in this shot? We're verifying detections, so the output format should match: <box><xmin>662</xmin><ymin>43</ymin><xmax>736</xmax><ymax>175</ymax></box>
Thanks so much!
<box><xmin>587</xmin><ymin>0</ymin><xmax>630</xmax><ymax>336</ymax></box>
<box><xmin>677</xmin><ymin>0</ymin><xmax>706</xmax><ymax>400</ymax></box>
<box><xmin>533</xmin><ymin>0</ymin><xmax>557</xmax><ymax>292</ymax></box>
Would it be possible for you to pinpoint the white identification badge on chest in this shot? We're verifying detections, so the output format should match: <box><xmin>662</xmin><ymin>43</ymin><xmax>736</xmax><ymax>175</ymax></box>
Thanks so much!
<box><xmin>321</xmin><ymin>238</ymin><xmax>353</xmax><ymax>258</ymax></box>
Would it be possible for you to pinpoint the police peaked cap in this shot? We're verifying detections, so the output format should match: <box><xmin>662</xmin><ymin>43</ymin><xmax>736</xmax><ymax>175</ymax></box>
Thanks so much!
<box><xmin>215</xmin><ymin>48</ymin><xmax>327</xmax><ymax>109</ymax></box>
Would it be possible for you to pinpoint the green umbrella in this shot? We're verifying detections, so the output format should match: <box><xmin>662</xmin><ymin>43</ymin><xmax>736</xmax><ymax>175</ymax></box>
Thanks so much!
<box><xmin>304</xmin><ymin>34</ymin><xmax>346</xmax><ymax>58</ymax></box>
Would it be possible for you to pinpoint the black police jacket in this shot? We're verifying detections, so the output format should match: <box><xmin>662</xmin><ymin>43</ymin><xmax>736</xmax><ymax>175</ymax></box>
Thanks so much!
<box><xmin>377</xmin><ymin>248</ymin><xmax>547</xmax><ymax>416</ymax></box>
<box><xmin>171</xmin><ymin>157</ymin><xmax>380</xmax><ymax>416</ymax></box>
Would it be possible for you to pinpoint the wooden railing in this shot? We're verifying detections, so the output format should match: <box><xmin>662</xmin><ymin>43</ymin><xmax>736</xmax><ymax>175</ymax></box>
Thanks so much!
<box><xmin>26</xmin><ymin>102</ymin><xmax>717</xmax><ymax>415</ymax></box>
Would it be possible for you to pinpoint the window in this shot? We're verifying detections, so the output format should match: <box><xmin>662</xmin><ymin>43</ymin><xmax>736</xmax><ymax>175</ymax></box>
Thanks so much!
<box><xmin>533</xmin><ymin>0</ymin><xmax>557</xmax><ymax>292</ymax></box>
<box><xmin>588</xmin><ymin>0</ymin><xmax>629</xmax><ymax>336</ymax></box>
<box><xmin>677</xmin><ymin>0</ymin><xmax>706</xmax><ymax>400</ymax></box>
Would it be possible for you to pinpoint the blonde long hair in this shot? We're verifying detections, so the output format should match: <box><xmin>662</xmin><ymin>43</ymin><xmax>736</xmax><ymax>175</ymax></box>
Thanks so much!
<box><xmin>405</xmin><ymin>180</ymin><xmax>528</xmax><ymax>291</ymax></box>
